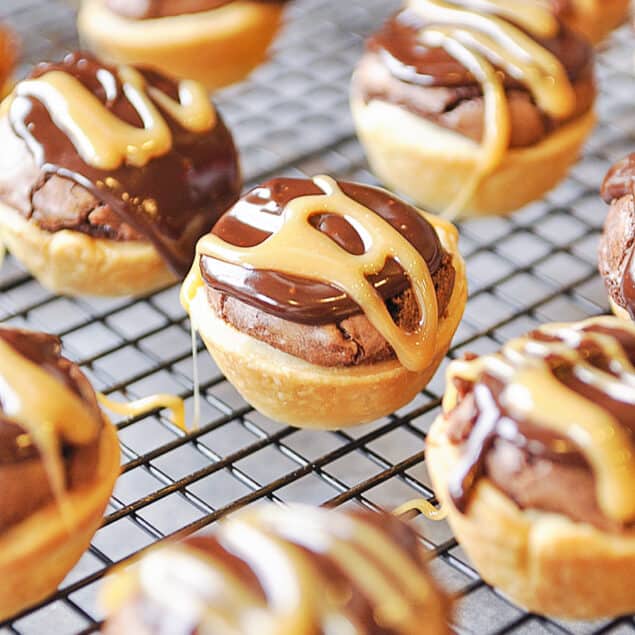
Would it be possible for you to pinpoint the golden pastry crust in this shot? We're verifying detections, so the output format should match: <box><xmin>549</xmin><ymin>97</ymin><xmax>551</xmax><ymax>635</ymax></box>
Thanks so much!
<box><xmin>427</xmin><ymin>384</ymin><xmax>635</xmax><ymax>619</ymax></box>
<box><xmin>0</xmin><ymin>419</ymin><xmax>120</xmax><ymax>620</ymax></box>
<box><xmin>610</xmin><ymin>297</ymin><xmax>631</xmax><ymax>321</ymax></box>
<box><xmin>188</xmin><ymin>212</ymin><xmax>466</xmax><ymax>428</ymax></box>
<box><xmin>0</xmin><ymin>202</ymin><xmax>176</xmax><ymax>296</ymax></box>
<box><xmin>564</xmin><ymin>0</ymin><xmax>630</xmax><ymax>44</ymax></box>
<box><xmin>350</xmin><ymin>97</ymin><xmax>596</xmax><ymax>218</ymax></box>
<box><xmin>77</xmin><ymin>0</ymin><xmax>285</xmax><ymax>90</ymax></box>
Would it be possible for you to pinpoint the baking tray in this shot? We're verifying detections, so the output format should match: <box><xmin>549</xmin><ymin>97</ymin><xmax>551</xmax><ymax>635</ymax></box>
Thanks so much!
<box><xmin>0</xmin><ymin>0</ymin><xmax>634</xmax><ymax>633</ymax></box>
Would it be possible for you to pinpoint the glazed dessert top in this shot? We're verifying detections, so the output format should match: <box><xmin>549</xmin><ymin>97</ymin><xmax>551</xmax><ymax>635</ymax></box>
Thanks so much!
<box><xmin>183</xmin><ymin>175</ymin><xmax>457</xmax><ymax>372</ymax></box>
<box><xmin>2</xmin><ymin>52</ymin><xmax>241</xmax><ymax>276</ymax></box>
<box><xmin>0</xmin><ymin>327</ymin><xmax>102</xmax><ymax>502</ymax></box>
<box><xmin>105</xmin><ymin>0</ymin><xmax>287</xmax><ymax>19</ymax></box>
<box><xmin>104</xmin><ymin>505</ymin><xmax>446</xmax><ymax>634</ymax></box>
<box><xmin>368</xmin><ymin>1</ymin><xmax>591</xmax><ymax>90</ymax></box>
<box><xmin>601</xmin><ymin>153</ymin><xmax>635</xmax><ymax>204</ymax></box>
<box><xmin>443</xmin><ymin>316</ymin><xmax>635</xmax><ymax>526</ymax></box>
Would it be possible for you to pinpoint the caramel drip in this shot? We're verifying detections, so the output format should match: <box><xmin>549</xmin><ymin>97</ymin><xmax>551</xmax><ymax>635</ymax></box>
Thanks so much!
<box><xmin>406</xmin><ymin>0</ymin><xmax>576</xmax><ymax>216</ymax></box>
<box><xmin>394</xmin><ymin>498</ymin><xmax>448</xmax><ymax>520</ymax></box>
<box><xmin>11</xmin><ymin>66</ymin><xmax>216</xmax><ymax>170</ymax></box>
<box><xmin>446</xmin><ymin>316</ymin><xmax>635</xmax><ymax>523</ymax></box>
<box><xmin>0</xmin><ymin>338</ymin><xmax>101</xmax><ymax>507</ymax></box>
<box><xmin>183</xmin><ymin>176</ymin><xmax>440</xmax><ymax>372</ymax></box>
<box><xmin>98</xmin><ymin>393</ymin><xmax>186</xmax><ymax>432</ymax></box>
<box><xmin>123</xmin><ymin>506</ymin><xmax>434</xmax><ymax>634</ymax></box>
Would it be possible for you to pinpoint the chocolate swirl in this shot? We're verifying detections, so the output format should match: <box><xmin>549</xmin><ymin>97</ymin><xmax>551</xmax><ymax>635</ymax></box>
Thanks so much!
<box><xmin>103</xmin><ymin>506</ymin><xmax>449</xmax><ymax>635</ymax></box>
<box><xmin>0</xmin><ymin>328</ymin><xmax>103</xmax><ymax>530</ymax></box>
<box><xmin>443</xmin><ymin>317</ymin><xmax>635</xmax><ymax>526</ymax></box>
<box><xmin>6</xmin><ymin>52</ymin><xmax>241</xmax><ymax>277</ymax></box>
<box><xmin>200</xmin><ymin>177</ymin><xmax>446</xmax><ymax>325</ymax></box>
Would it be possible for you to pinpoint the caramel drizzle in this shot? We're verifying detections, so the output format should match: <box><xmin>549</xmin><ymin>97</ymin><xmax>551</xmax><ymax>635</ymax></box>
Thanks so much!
<box><xmin>9</xmin><ymin>66</ymin><xmax>216</xmax><ymax>170</ymax></box>
<box><xmin>98</xmin><ymin>393</ymin><xmax>187</xmax><ymax>432</ymax></box>
<box><xmin>182</xmin><ymin>176</ymin><xmax>440</xmax><ymax>372</ymax></box>
<box><xmin>446</xmin><ymin>316</ymin><xmax>635</xmax><ymax>523</ymax></box>
<box><xmin>0</xmin><ymin>338</ymin><xmax>101</xmax><ymax>509</ymax></box>
<box><xmin>130</xmin><ymin>506</ymin><xmax>433</xmax><ymax>634</ymax></box>
<box><xmin>406</xmin><ymin>0</ymin><xmax>576</xmax><ymax>217</ymax></box>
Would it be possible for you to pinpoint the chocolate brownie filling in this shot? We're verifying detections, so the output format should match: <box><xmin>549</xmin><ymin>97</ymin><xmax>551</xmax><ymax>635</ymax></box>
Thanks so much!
<box><xmin>444</xmin><ymin>323</ymin><xmax>635</xmax><ymax>532</ymax></box>
<box><xmin>599</xmin><ymin>154</ymin><xmax>635</xmax><ymax>318</ymax></box>
<box><xmin>0</xmin><ymin>329</ymin><xmax>103</xmax><ymax>530</ymax></box>
<box><xmin>200</xmin><ymin>178</ymin><xmax>456</xmax><ymax>367</ymax></box>
<box><xmin>105</xmin><ymin>0</ymin><xmax>286</xmax><ymax>20</ymax></box>
<box><xmin>352</xmin><ymin>9</ymin><xmax>595</xmax><ymax>147</ymax></box>
<box><xmin>1</xmin><ymin>52</ymin><xmax>241</xmax><ymax>276</ymax></box>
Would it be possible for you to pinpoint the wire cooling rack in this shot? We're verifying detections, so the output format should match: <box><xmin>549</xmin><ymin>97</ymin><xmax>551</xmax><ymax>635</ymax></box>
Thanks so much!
<box><xmin>0</xmin><ymin>0</ymin><xmax>634</xmax><ymax>633</ymax></box>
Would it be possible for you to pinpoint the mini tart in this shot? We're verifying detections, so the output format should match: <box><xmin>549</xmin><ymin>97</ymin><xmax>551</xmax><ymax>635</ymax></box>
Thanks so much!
<box><xmin>77</xmin><ymin>0</ymin><xmax>287</xmax><ymax>91</ymax></box>
<box><xmin>0</xmin><ymin>51</ymin><xmax>241</xmax><ymax>297</ymax></box>
<box><xmin>102</xmin><ymin>504</ymin><xmax>452</xmax><ymax>635</ymax></box>
<box><xmin>555</xmin><ymin>0</ymin><xmax>630</xmax><ymax>44</ymax></box>
<box><xmin>427</xmin><ymin>317</ymin><xmax>635</xmax><ymax>619</ymax></box>
<box><xmin>181</xmin><ymin>176</ymin><xmax>467</xmax><ymax>429</ymax></box>
<box><xmin>350</xmin><ymin>0</ymin><xmax>596</xmax><ymax>218</ymax></box>
<box><xmin>599</xmin><ymin>153</ymin><xmax>635</xmax><ymax>321</ymax></box>
<box><xmin>0</xmin><ymin>327</ymin><xmax>120</xmax><ymax>620</ymax></box>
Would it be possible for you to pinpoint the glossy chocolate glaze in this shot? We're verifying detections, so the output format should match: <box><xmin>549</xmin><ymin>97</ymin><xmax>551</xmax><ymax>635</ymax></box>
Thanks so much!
<box><xmin>367</xmin><ymin>8</ymin><xmax>592</xmax><ymax>89</ymax></box>
<box><xmin>106</xmin><ymin>0</ymin><xmax>288</xmax><ymax>20</ymax></box>
<box><xmin>201</xmin><ymin>177</ymin><xmax>447</xmax><ymax>325</ymax></box>
<box><xmin>448</xmin><ymin>323</ymin><xmax>635</xmax><ymax>514</ymax></box>
<box><xmin>601</xmin><ymin>154</ymin><xmax>635</xmax><ymax>318</ymax></box>
<box><xmin>9</xmin><ymin>52</ymin><xmax>241</xmax><ymax>277</ymax></box>
<box><xmin>0</xmin><ymin>328</ymin><xmax>101</xmax><ymax>465</ymax></box>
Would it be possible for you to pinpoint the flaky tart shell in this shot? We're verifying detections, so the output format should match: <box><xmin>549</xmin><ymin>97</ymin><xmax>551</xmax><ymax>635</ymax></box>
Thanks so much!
<box><xmin>565</xmin><ymin>0</ymin><xmax>630</xmax><ymax>44</ymax></box>
<box><xmin>188</xmin><ymin>213</ymin><xmax>467</xmax><ymax>429</ymax></box>
<box><xmin>0</xmin><ymin>418</ymin><xmax>120</xmax><ymax>621</ymax></box>
<box><xmin>0</xmin><ymin>202</ymin><xmax>176</xmax><ymax>296</ymax></box>
<box><xmin>426</xmin><ymin>383</ymin><xmax>635</xmax><ymax>619</ymax></box>
<box><xmin>77</xmin><ymin>0</ymin><xmax>284</xmax><ymax>91</ymax></box>
<box><xmin>350</xmin><ymin>97</ymin><xmax>596</xmax><ymax>219</ymax></box>
<box><xmin>610</xmin><ymin>297</ymin><xmax>632</xmax><ymax>322</ymax></box>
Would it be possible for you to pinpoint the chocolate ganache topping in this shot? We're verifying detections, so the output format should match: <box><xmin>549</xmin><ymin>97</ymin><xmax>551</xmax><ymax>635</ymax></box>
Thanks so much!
<box><xmin>443</xmin><ymin>317</ymin><xmax>635</xmax><ymax>530</ymax></box>
<box><xmin>105</xmin><ymin>0</ymin><xmax>287</xmax><ymax>20</ymax></box>
<box><xmin>0</xmin><ymin>328</ymin><xmax>103</xmax><ymax>530</ymax></box>
<box><xmin>366</xmin><ymin>5</ymin><xmax>591</xmax><ymax>91</ymax></box>
<box><xmin>201</xmin><ymin>177</ymin><xmax>447</xmax><ymax>325</ymax></box>
<box><xmin>600</xmin><ymin>154</ymin><xmax>635</xmax><ymax>319</ymax></box>
<box><xmin>5</xmin><ymin>52</ymin><xmax>241</xmax><ymax>277</ymax></box>
<box><xmin>103</xmin><ymin>506</ymin><xmax>449</xmax><ymax>635</ymax></box>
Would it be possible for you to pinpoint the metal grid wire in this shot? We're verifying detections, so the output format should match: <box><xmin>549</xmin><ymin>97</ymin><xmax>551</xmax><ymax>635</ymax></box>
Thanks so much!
<box><xmin>0</xmin><ymin>0</ymin><xmax>633</xmax><ymax>633</ymax></box>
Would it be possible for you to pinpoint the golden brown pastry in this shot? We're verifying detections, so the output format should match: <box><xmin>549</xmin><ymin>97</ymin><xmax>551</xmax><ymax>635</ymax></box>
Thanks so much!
<box><xmin>77</xmin><ymin>0</ymin><xmax>289</xmax><ymax>90</ymax></box>
<box><xmin>0</xmin><ymin>52</ymin><xmax>241</xmax><ymax>296</ymax></box>
<box><xmin>599</xmin><ymin>153</ymin><xmax>635</xmax><ymax>321</ymax></box>
<box><xmin>427</xmin><ymin>316</ymin><xmax>635</xmax><ymax>619</ymax></box>
<box><xmin>0</xmin><ymin>25</ymin><xmax>17</xmax><ymax>96</ymax></box>
<box><xmin>0</xmin><ymin>327</ymin><xmax>120</xmax><ymax>620</ymax></box>
<box><xmin>552</xmin><ymin>0</ymin><xmax>630</xmax><ymax>44</ymax></box>
<box><xmin>350</xmin><ymin>0</ymin><xmax>596</xmax><ymax>218</ymax></box>
<box><xmin>101</xmin><ymin>504</ymin><xmax>452</xmax><ymax>635</ymax></box>
<box><xmin>181</xmin><ymin>175</ymin><xmax>467</xmax><ymax>429</ymax></box>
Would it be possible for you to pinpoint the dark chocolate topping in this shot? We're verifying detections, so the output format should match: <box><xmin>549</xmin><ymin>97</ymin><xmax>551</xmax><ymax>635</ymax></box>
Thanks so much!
<box><xmin>9</xmin><ymin>52</ymin><xmax>241</xmax><ymax>277</ymax></box>
<box><xmin>200</xmin><ymin>177</ymin><xmax>447</xmax><ymax>325</ymax></box>
<box><xmin>447</xmin><ymin>322</ymin><xmax>635</xmax><ymax>521</ymax></box>
<box><xmin>367</xmin><ymin>8</ymin><xmax>592</xmax><ymax>89</ymax></box>
<box><xmin>0</xmin><ymin>327</ymin><xmax>101</xmax><ymax>465</ymax></box>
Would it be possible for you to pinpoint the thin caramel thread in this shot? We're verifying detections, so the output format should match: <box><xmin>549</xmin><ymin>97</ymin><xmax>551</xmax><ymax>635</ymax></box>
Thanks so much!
<box><xmin>0</xmin><ymin>338</ymin><xmax>101</xmax><ymax>517</ymax></box>
<box><xmin>11</xmin><ymin>66</ymin><xmax>215</xmax><ymax>170</ymax></box>
<box><xmin>394</xmin><ymin>498</ymin><xmax>448</xmax><ymax>521</ymax></box>
<box><xmin>447</xmin><ymin>316</ymin><xmax>635</xmax><ymax>522</ymax></box>
<box><xmin>98</xmin><ymin>392</ymin><xmax>186</xmax><ymax>432</ymax></box>
<box><xmin>406</xmin><ymin>0</ymin><xmax>575</xmax><ymax>216</ymax></box>
<box><xmin>184</xmin><ymin>175</ymin><xmax>439</xmax><ymax>372</ymax></box>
